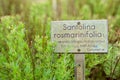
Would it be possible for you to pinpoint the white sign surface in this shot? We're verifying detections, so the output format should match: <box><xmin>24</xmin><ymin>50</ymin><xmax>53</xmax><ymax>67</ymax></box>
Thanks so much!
<box><xmin>51</xmin><ymin>20</ymin><xmax>108</xmax><ymax>53</ymax></box>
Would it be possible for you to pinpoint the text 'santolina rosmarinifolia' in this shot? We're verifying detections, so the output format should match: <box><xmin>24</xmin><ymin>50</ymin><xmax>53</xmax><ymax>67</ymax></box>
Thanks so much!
<box><xmin>54</xmin><ymin>22</ymin><xmax>104</xmax><ymax>38</ymax></box>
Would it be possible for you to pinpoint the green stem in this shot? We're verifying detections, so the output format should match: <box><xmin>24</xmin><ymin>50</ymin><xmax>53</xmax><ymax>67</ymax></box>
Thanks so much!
<box><xmin>111</xmin><ymin>56</ymin><xmax>120</xmax><ymax>79</ymax></box>
<box><xmin>30</xmin><ymin>44</ymin><xmax>35</xmax><ymax>80</ymax></box>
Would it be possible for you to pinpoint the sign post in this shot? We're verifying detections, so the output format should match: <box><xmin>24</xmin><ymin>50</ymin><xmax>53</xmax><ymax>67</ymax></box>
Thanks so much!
<box><xmin>51</xmin><ymin>20</ymin><xmax>108</xmax><ymax>80</ymax></box>
<box><xmin>75</xmin><ymin>54</ymin><xmax>85</xmax><ymax>80</ymax></box>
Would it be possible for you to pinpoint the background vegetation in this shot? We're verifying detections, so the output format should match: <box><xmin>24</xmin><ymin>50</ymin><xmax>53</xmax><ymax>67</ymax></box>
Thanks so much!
<box><xmin>0</xmin><ymin>0</ymin><xmax>120</xmax><ymax>80</ymax></box>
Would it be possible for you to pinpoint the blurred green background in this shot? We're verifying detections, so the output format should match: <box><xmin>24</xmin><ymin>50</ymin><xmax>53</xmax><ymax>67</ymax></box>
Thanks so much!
<box><xmin>0</xmin><ymin>0</ymin><xmax>120</xmax><ymax>80</ymax></box>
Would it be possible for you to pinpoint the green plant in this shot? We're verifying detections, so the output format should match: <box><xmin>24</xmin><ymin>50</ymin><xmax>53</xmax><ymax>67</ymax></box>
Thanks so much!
<box><xmin>0</xmin><ymin>15</ymin><xmax>75</xmax><ymax>80</ymax></box>
<box><xmin>34</xmin><ymin>35</ymin><xmax>74</xmax><ymax>80</ymax></box>
<box><xmin>85</xmin><ymin>44</ymin><xmax>120</xmax><ymax>80</ymax></box>
<box><xmin>0</xmin><ymin>16</ymin><xmax>33</xmax><ymax>80</ymax></box>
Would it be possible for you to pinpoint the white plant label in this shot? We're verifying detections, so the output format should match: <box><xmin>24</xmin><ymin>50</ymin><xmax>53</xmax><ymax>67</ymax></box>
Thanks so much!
<box><xmin>51</xmin><ymin>20</ymin><xmax>108</xmax><ymax>53</ymax></box>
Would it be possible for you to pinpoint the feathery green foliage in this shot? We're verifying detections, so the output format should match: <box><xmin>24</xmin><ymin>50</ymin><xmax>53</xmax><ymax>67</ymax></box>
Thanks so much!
<box><xmin>0</xmin><ymin>0</ymin><xmax>120</xmax><ymax>80</ymax></box>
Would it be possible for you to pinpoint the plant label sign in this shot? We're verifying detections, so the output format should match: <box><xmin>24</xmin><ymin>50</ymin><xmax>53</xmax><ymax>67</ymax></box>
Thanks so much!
<box><xmin>51</xmin><ymin>20</ymin><xmax>108</xmax><ymax>53</ymax></box>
